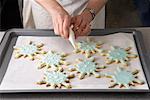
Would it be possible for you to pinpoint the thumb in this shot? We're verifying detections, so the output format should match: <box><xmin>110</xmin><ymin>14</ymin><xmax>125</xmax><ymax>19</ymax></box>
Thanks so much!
<box><xmin>71</xmin><ymin>16</ymin><xmax>76</xmax><ymax>24</ymax></box>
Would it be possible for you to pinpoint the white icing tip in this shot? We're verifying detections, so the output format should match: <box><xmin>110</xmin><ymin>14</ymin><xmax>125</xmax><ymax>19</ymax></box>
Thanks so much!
<box><xmin>69</xmin><ymin>28</ymin><xmax>76</xmax><ymax>49</ymax></box>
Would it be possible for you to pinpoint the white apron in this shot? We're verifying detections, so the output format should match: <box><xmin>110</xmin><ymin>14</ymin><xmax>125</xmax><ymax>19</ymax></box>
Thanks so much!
<box><xmin>23</xmin><ymin>0</ymin><xmax>105</xmax><ymax>29</ymax></box>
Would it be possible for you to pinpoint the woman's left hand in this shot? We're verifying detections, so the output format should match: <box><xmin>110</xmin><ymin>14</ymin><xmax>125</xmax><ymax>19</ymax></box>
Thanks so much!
<box><xmin>71</xmin><ymin>10</ymin><xmax>93</xmax><ymax>38</ymax></box>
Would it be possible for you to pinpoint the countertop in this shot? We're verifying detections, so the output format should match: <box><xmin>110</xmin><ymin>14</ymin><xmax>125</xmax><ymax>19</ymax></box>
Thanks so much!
<box><xmin>0</xmin><ymin>28</ymin><xmax>150</xmax><ymax>100</ymax></box>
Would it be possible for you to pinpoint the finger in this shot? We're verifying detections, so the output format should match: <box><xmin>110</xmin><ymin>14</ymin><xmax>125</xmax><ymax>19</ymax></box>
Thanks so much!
<box><xmin>73</xmin><ymin>26</ymin><xmax>79</xmax><ymax>39</ymax></box>
<box><xmin>73</xmin><ymin>26</ymin><xmax>81</xmax><ymax>38</ymax></box>
<box><xmin>79</xmin><ymin>20</ymin><xmax>86</xmax><ymax>31</ymax></box>
<box><xmin>63</xmin><ymin>16</ymin><xmax>70</xmax><ymax>39</ymax></box>
<box><xmin>53</xmin><ymin>19</ymin><xmax>59</xmax><ymax>35</ymax></box>
<box><xmin>80</xmin><ymin>24</ymin><xmax>91</xmax><ymax>36</ymax></box>
<box><xmin>77</xmin><ymin>28</ymin><xmax>82</xmax><ymax>36</ymax></box>
<box><xmin>75</xmin><ymin>16</ymin><xmax>82</xmax><ymax>28</ymax></box>
<box><xmin>58</xmin><ymin>17</ymin><xmax>64</xmax><ymax>38</ymax></box>
<box><xmin>73</xmin><ymin>25</ymin><xmax>84</xmax><ymax>38</ymax></box>
<box><xmin>71</xmin><ymin>17</ymin><xmax>76</xmax><ymax>24</ymax></box>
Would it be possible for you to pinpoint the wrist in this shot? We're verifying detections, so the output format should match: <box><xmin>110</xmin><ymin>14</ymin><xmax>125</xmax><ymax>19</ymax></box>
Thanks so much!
<box><xmin>83</xmin><ymin>8</ymin><xmax>96</xmax><ymax>21</ymax></box>
<box><xmin>81</xmin><ymin>9</ymin><xmax>93</xmax><ymax>23</ymax></box>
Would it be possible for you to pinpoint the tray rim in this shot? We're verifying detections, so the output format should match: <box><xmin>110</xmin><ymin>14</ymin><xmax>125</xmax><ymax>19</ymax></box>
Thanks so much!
<box><xmin>0</xmin><ymin>28</ymin><xmax>150</xmax><ymax>93</ymax></box>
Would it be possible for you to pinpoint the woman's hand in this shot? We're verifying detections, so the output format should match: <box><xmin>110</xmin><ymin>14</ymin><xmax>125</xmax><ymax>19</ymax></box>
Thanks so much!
<box><xmin>36</xmin><ymin>0</ymin><xmax>71</xmax><ymax>39</ymax></box>
<box><xmin>72</xmin><ymin>10</ymin><xmax>93</xmax><ymax>38</ymax></box>
<box><xmin>36</xmin><ymin>0</ymin><xmax>107</xmax><ymax>39</ymax></box>
<box><xmin>50</xmin><ymin>8</ymin><xmax>71</xmax><ymax>39</ymax></box>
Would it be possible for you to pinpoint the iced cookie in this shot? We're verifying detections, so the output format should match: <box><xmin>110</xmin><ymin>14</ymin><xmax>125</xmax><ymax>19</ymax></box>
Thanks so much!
<box><xmin>37</xmin><ymin>70</ymin><xmax>74</xmax><ymax>89</ymax></box>
<box><xmin>38</xmin><ymin>51</ymin><xmax>69</xmax><ymax>70</ymax></box>
<box><xmin>14</xmin><ymin>41</ymin><xmax>45</xmax><ymax>60</ymax></box>
<box><xmin>101</xmin><ymin>46</ymin><xmax>137</xmax><ymax>66</ymax></box>
<box><xmin>69</xmin><ymin>57</ymin><xmax>106</xmax><ymax>79</ymax></box>
<box><xmin>74</xmin><ymin>38</ymin><xmax>103</xmax><ymax>58</ymax></box>
<box><xmin>107</xmin><ymin>67</ymin><xmax>144</xmax><ymax>89</ymax></box>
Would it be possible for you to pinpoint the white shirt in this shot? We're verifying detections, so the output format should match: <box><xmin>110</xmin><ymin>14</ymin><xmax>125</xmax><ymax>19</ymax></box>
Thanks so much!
<box><xmin>23</xmin><ymin>0</ymin><xmax>105</xmax><ymax>29</ymax></box>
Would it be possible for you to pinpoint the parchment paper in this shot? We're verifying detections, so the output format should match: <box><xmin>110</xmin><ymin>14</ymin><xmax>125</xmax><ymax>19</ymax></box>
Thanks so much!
<box><xmin>0</xmin><ymin>33</ymin><xmax>149</xmax><ymax>90</ymax></box>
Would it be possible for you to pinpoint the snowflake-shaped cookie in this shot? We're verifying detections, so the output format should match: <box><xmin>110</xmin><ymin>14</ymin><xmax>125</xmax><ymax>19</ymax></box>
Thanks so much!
<box><xmin>69</xmin><ymin>58</ymin><xmax>106</xmax><ymax>79</ymax></box>
<box><xmin>101</xmin><ymin>46</ymin><xmax>137</xmax><ymax>66</ymax></box>
<box><xmin>74</xmin><ymin>38</ymin><xmax>103</xmax><ymax>58</ymax></box>
<box><xmin>14</xmin><ymin>41</ymin><xmax>45</xmax><ymax>60</ymax></box>
<box><xmin>107</xmin><ymin>67</ymin><xmax>144</xmax><ymax>89</ymax></box>
<box><xmin>37</xmin><ymin>70</ymin><xmax>75</xmax><ymax>89</ymax></box>
<box><xmin>38</xmin><ymin>51</ymin><xmax>69</xmax><ymax>70</ymax></box>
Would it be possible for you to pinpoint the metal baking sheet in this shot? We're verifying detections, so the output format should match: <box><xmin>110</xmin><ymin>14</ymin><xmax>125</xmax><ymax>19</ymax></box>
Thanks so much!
<box><xmin>0</xmin><ymin>29</ymin><xmax>150</xmax><ymax>93</ymax></box>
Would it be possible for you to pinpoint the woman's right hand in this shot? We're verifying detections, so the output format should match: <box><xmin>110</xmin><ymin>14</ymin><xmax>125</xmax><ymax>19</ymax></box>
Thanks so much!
<box><xmin>50</xmin><ymin>8</ymin><xmax>71</xmax><ymax>39</ymax></box>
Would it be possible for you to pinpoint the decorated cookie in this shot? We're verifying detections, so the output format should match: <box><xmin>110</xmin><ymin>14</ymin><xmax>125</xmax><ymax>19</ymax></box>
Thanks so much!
<box><xmin>74</xmin><ymin>38</ymin><xmax>103</xmax><ymax>58</ymax></box>
<box><xmin>106</xmin><ymin>67</ymin><xmax>144</xmax><ymax>89</ymax></box>
<box><xmin>38</xmin><ymin>51</ymin><xmax>69</xmax><ymax>70</ymax></box>
<box><xmin>37</xmin><ymin>69</ymin><xmax>75</xmax><ymax>89</ymax></box>
<box><xmin>101</xmin><ymin>46</ymin><xmax>137</xmax><ymax>66</ymax></box>
<box><xmin>69</xmin><ymin>57</ymin><xmax>107</xmax><ymax>79</ymax></box>
<box><xmin>14</xmin><ymin>41</ymin><xmax>45</xmax><ymax>60</ymax></box>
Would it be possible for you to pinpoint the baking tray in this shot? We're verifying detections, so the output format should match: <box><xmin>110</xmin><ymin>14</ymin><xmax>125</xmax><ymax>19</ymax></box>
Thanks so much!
<box><xmin>0</xmin><ymin>29</ymin><xmax>150</xmax><ymax>93</ymax></box>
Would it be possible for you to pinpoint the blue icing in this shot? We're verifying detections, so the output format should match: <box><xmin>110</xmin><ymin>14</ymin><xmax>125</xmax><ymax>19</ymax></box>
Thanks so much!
<box><xmin>79</xmin><ymin>41</ymin><xmax>96</xmax><ymax>51</ymax></box>
<box><xmin>42</xmin><ymin>52</ymin><xmax>61</xmax><ymax>66</ymax></box>
<box><xmin>20</xmin><ymin>45</ymin><xmax>37</xmax><ymax>55</ymax></box>
<box><xmin>109</xmin><ymin>48</ymin><xmax>127</xmax><ymax>60</ymax></box>
<box><xmin>77</xmin><ymin>61</ymin><xmax>96</xmax><ymax>73</ymax></box>
<box><xmin>45</xmin><ymin>71</ymin><xmax>66</xmax><ymax>84</ymax></box>
<box><xmin>114</xmin><ymin>69</ymin><xmax>134</xmax><ymax>84</ymax></box>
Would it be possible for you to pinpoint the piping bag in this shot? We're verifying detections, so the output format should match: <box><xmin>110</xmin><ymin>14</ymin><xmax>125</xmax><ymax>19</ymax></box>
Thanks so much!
<box><xmin>69</xmin><ymin>27</ymin><xmax>76</xmax><ymax>49</ymax></box>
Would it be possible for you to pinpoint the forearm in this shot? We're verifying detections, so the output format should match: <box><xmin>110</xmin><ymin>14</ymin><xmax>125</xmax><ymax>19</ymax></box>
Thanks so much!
<box><xmin>86</xmin><ymin>0</ymin><xmax>107</xmax><ymax>14</ymax></box>
<box><xmin>35</xmin><ymin>0</ymin><xmax>65</xmax><ymax>14</ymax></box>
